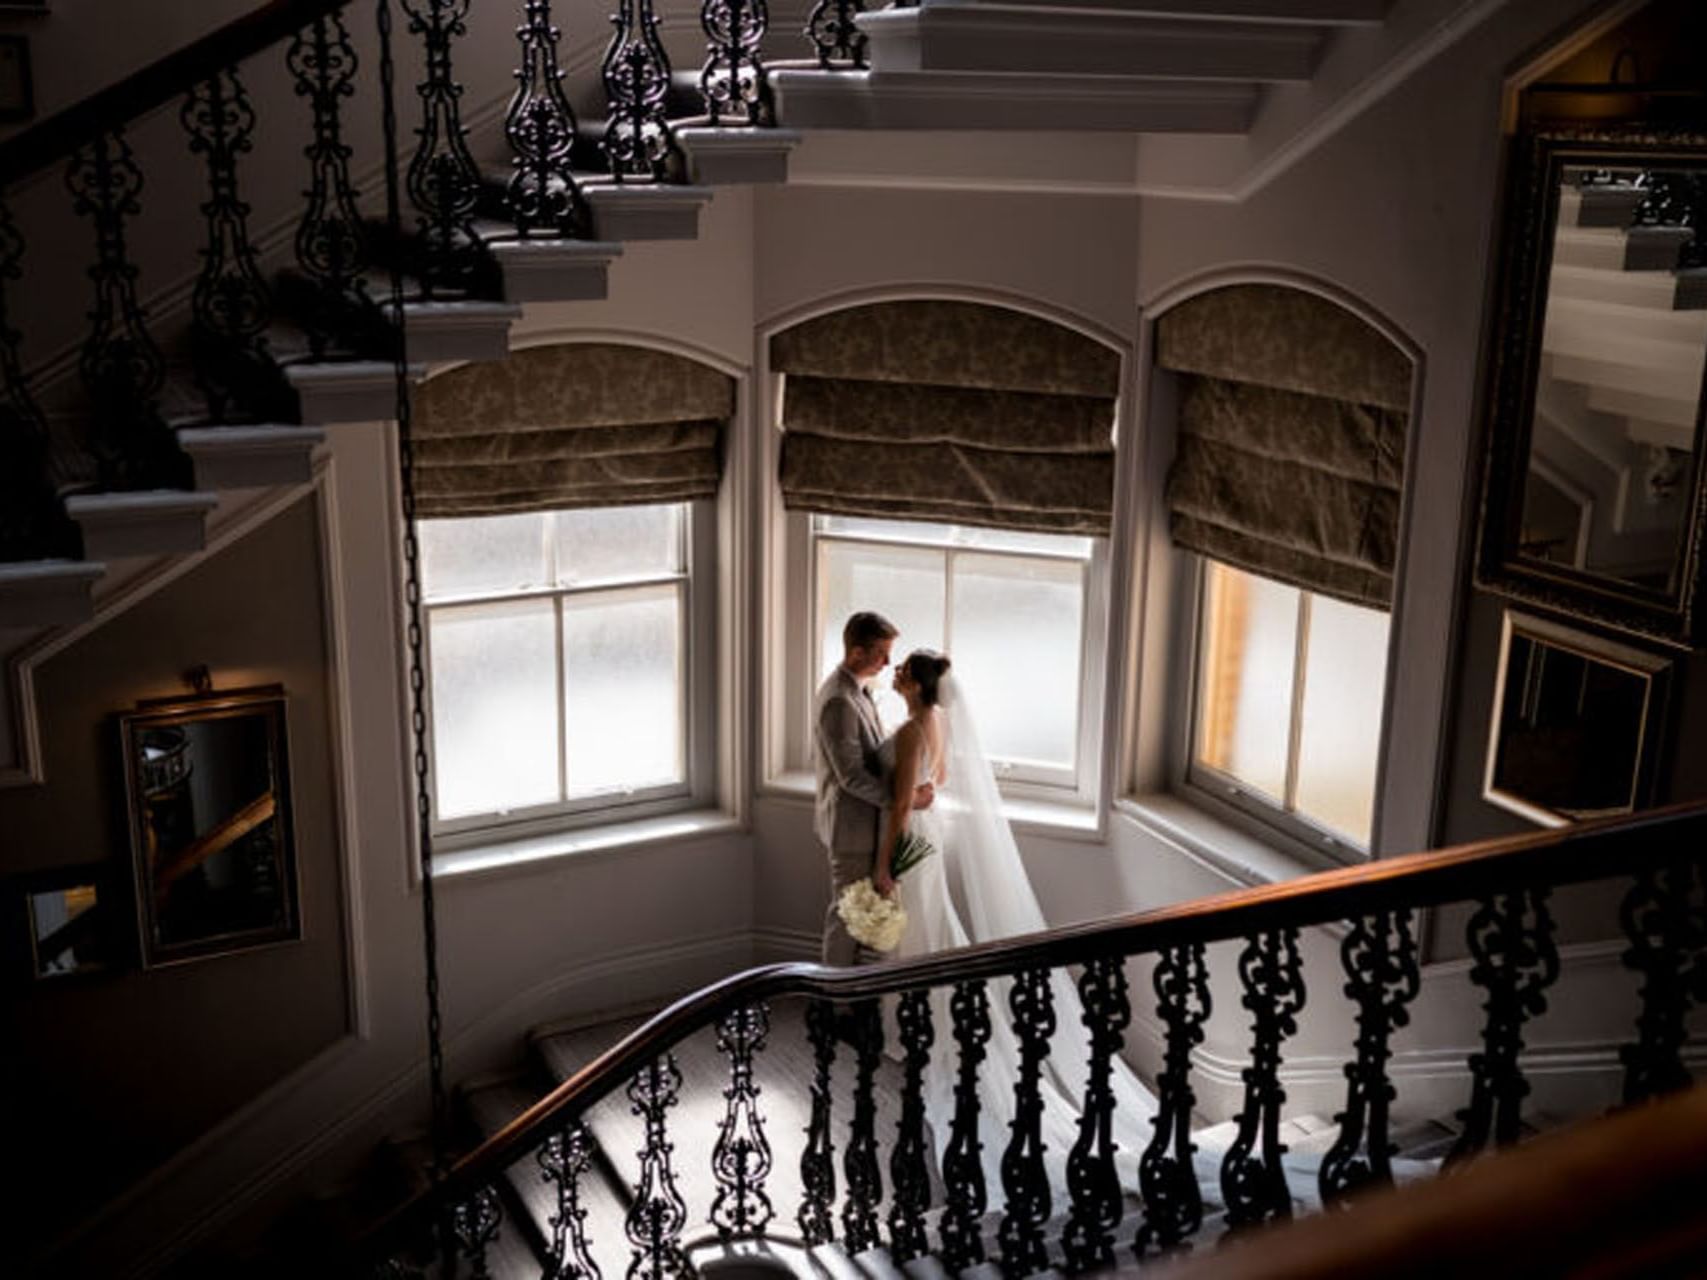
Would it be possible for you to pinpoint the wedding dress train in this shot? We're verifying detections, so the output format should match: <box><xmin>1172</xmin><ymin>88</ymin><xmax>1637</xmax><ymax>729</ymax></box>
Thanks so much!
<box><xmin>881</xmin><ymin>676</ymin><xmax>1158</xmax><ymax>1200</ymax></box>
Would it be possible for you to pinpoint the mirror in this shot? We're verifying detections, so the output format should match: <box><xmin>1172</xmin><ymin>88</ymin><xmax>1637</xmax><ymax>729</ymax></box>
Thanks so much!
<box><xmin>25</xmin><ymin>878</ymin><xmax>112</xmax><ymax>979</ymax></box>
<box><xmin>1483</xmin><ymin>612</ymin><xmax>1670</xmax><ymax>828</ymax></box>
<box><xmin>1479</xmin><ymin>125</ymin><xmax>1707</xmax><ymax>645</ymax></box>
<box><xmin>119</xmin><ymin>688</ymin><xmax>299</xmax><ymax>968</ymax></box>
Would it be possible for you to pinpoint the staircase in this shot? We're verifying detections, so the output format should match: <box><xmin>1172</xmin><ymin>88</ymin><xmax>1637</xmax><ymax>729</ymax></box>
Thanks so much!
<box><xmin>312</xmin><ymin>802</ymin><xmax>1707</xmax><ymax>1280</ymax></box>
<box><xmin>0</xmin><ymin>0</ymin><xmax>1488</xmax><ymax>636</ymax></box>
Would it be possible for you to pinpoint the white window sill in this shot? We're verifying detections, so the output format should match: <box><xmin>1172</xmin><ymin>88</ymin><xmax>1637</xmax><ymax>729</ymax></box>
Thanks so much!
<box><xmin>761</xmin><ymin>770</ymin><xmax>1100</xmax><ymax>840</ymax></box>
<box><xmin>434</xmin><ymin>808</ymin><xmax>743</xmax><ymax>882</ymax></box>
<box><xmin>1114</xmin><ymin>792</ymin><xmax>1323</xmax><ymax>889</ymax></box>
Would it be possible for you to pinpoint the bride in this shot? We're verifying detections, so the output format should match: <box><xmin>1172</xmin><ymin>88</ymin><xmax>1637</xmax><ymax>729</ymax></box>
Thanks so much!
<box><xmin>873</xmin><ymin>650</ymin><xmax>1158</xmax><ymax>1196</ymax></box>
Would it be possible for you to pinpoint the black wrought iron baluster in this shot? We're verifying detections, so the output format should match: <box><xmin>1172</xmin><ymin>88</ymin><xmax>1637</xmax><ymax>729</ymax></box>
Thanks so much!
<box><xmin>506</xmin><ymin>0</ymin><xmax>588</xmax><ymax>239</ymax></box>
<box><xmin>939</xmin><ymin>978</ymin><xmax>992</xmax><ymax>1272</ymax></box>
<box><xmin>0</xmin><ymin>197</ymin><xmax>78</xmax><ymax>561</ymax></box>
<box><xmin>1135</xmin><ymin>943</ymin><xmax>1210</xmax><ymax>1256</ymax></box>
<box><xmin>805</xmin><ymin>0</ymin><xmax>866</xmax><ymax>69</ymax></box>
<box><xmin>627</xmin><ymin>1054</ymin><xmax>690</xmax><ymax>1280</ymax></box>
<box><xmin>541</xmin><ymin>1122</ymin><xmax>603</xmax><ymax>1280</ymax></box>
<box><xmin>842</xmin><ymin>999</ymin><xmax>884</xmax><ymax>1254</ymax></box>
<box><xmin>1447</xmin><ymin>889</ymin><xmax>1561</xmax><ymax>1164</ymax></box>
<box><xmin>1221</xmin><ymin>929</ymin><xmax>1306</xmax><ymax>1231</ymax></box>
<box><xmin>1062</xmin><ymin>955</ymin><xmax>1131</xmax><ymax>1271</ymax></box>
<box><xmin>700</xmin><ymin>0</ymin><xmax>773</xmax><ymax>126</ymax></box>
<box><xmin>451</xmin><ymin>1184</ymin><xmax>504</xmax><ymax>1280</ymax></box>
<box><xmin>183</xmin><ymin>66</ymin><xmax>276</xmax><ymax>422</ymax></box>
<box><xmin>288</xmin><ymin>8</ymin><xmax>378</xmax><ymax>361</ymax></box>
<box><xmin>997</xmin><ymin>967</ymin><xmax>1054</xmax><ymax>1278</ymax></box>
<box><xmin>711</xmin><ymin>1002</ymin><xmax>775</xmax><ymax>1239</ymax></box>
<box><xmin>603</xmin><ymin>0</ymin><xmax>683</xmax><ymax>183</ymax></box>
<box><xmin>799</xmin><ymin>998</ymin><xmax>838</xmax><ymax>1245</ymax></box>
<box><xmin>1319</xmin><ymin>910</ymin><xmax>1421</xmax><ymax>1206</ymax></box>
<box><xmin>1618</xmin><ymin>863</ymin><xmax>1706</xmax><ymax>1104</ymax></box>
<box><xmin>67</xmin><ymin>130</ymin><xmax>184</xmax><ymax>492</ymax></box>
<box><xmin>888</xmin><ymin>988</ymin><xmax>934</xmax><ymax>1262</ymax></box>
<box><xmin>402</xmin><ymin>0</ymin><xmax>486</xmax><ymax>298</ymax></box>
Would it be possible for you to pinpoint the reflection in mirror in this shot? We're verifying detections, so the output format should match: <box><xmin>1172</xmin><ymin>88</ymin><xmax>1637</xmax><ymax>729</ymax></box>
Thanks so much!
<box><xmin>27</xmin><ymin>882</ymin><xmax>108</xmax><ymax>979</ymax></box>
<box><xmin>122</xmin><ymin>691</ymin><xmax>299</xmax><ymax>967</ymax></box>
<box><xmin>1483</xmin><ymin>613</ymin><xmax>1670</xmax><ymax>828</ymax></box>
<box><xmin>1521</xmin><ymin>163</ymin><xmax>1707</xmax><ymax>594</ymax></box>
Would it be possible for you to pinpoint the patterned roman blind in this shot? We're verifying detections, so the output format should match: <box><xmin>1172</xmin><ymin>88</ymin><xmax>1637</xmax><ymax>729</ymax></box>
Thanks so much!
<box><xmin>1155</xmin><ymin>284</ymin><xmax>1413</xmax><ymax>608</ymax></box>
<box><xmin>769</xmin><ymin>300</ymin><xmax>1122</xmax><ymax>536</ymax></box>
<box><xmin>411</xmin><ymin>342</ymin><xmax>734</xmax><ymax>518</ymax></box>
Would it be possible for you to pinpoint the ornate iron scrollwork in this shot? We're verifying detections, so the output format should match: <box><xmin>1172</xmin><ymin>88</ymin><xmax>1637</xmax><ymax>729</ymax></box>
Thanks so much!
<box><xmin>1618</xmin><ymin>863</ymin><xmax>1706</xmax><ymax>1104</ymax></box>
<box><xmin>506</xmin><ymin>0</ymin><xmax>589</xmax><ymax>238</ymax></box>
<box><xmin>997</xmin><ymin>967</ymin><xmax>1055</xmax><ymax>1278</ymax></box>
<box><xmin>805</xmin><ymin>0</ymin><xmax>866</xmax><ymax>69</ymax></box>
<box><xmin>401</xmin><ymin>0</ymin><xmax>488</xmax><ymax>297</ymax></box>
<box><xmin>842</xmin><ymin>1000</ymin><xmax>884</xmax><ymax>1253</ymax></box>
<box><xmin>1447</xmin><ymin>889</ymin><xmax>1561</xmax><ymax>1164</ymax></box>
<box><xmin>1319</xmin><ymin>910</ymin><xmax>1421</xmax><ymax>1206</ymax></box>
<box><xmin>288</xmin><ymin>9</ymin><xmax>378</xmax><ymax>360</ymax></box>
<box><xmin>0</xmin><ymin>198</ymin><xmax>78</xmax><ymax>561</ymax></box>
<box><xmin>1062</xmin><ymin>955</ymin><xmax>1131</xmax><ymax>1271</ymax></box>
<box><xmin>888</xmin><ymin>988</ymin><xmax>934</xmax><ymax>1262</ymax></box>
<box><xmin>939</xmin><ymin>978</ymin><xmax>992</xmax><ymax>1272</ymax></box>
<box><xmin>1135</xmin><ymin>943</ymin><xmax>1210</xmax><ymax>1255</ymax></box>
<box><xmin>66</xmin><ymin>130</ymin><xmax>185</xmax><ymax>492</ymax></box>
<box><xmin>451</xmin><ymin>1184</ymin><xmax>504</xmax><ymax>1280</ymax></box>
<box><xmin>798</xmin><ymin>998</ymin><xmax>838</xmax><ymax>1245</ymax></box>
<box><xmin>700</xmin><ymin>0</ymin><xmax>773</xmax><ymax>126</ymax></box>
<box><xmin>602</xmin><ymin>0</ymin><xmax>684</xmax><ymax>183</ymax></box>
<box><xmin>541</xmin><ymin>1122</ymin><xmax>603</xmax><ymax>1280</ymax></box>
<box><xmin>626</xmin><ymin>1055</ymin><xmax>690</xmax><ymax>1280</ymax></box>
<box><xmin>711</xmin><ymin>1002</ymin><xmax>775</xmax><ymax>1239</ymax></box>
<box><xmin>183</xmin><ymin>66</ymin><xmax>276</xmax><ymax>422</ymax></box>
<box><xmin>1221</xmin><ymin>929</ymin><xmax>1306</xmax><ymax>1231</ymax></box>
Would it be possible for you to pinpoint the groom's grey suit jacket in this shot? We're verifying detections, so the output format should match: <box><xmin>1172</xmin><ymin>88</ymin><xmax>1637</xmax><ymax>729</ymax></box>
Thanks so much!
<box><xmin>813</xmin><ymin>666</ymin><xmax>889</xmax><ymax>966</ymax></box>
<box><xmin>812</xmin><ymin>666</ymin><xmax>889</xmax><ymax>856</ymax></box>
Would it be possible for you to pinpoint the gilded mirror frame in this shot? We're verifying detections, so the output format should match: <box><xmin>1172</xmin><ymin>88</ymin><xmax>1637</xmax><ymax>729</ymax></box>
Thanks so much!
<box><xmin>118</xmin><ymin>686</ymin><xmax>301</xmax><ymax>969</ymax></box>
<box><xmin>1477</xmin><ymin>123</ymin><xmax>1707</xmax><ymax>648</ymax></box>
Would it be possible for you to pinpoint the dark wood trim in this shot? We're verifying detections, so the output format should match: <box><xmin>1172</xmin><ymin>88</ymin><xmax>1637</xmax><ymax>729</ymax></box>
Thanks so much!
<box><xmin>0</xmin><ymin>0</ymin><xmax>348</xmax><ymax>185</ymax></box>
<box><xmin>360</xmin><ymin>797</ymin><xmax>1707</xmax><ymax>1247</ymax></box>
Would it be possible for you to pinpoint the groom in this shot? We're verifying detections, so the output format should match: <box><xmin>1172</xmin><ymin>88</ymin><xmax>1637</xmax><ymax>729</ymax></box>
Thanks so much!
<box><xmin>813</xmin><ymin>610</ymin><xmax>934</xmax><ymax>965</ymax></box>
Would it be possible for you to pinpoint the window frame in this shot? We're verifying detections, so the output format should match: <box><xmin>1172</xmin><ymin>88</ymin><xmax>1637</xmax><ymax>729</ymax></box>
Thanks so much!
<box><xmin>1172</xmin><ymin>554</ymin><xmax>1387</xmax><ymax>868</ymax></box>
<box><xmin>421</xmin><ymin>499</ymin><xmax>717</xmax><ymax>852</ymax></box>
<box><xmin>801</xmin><ymin>514</ymin><xmax>1110</xmax><ymax>807</ymax></box>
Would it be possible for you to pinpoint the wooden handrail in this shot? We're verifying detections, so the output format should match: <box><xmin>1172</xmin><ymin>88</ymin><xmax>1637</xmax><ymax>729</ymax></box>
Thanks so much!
<box><xmin>0</xmin><ymin>0</ymin><xmax>349</xmax><ymax>186</ymax></box>
<box><xmin>366</xmin><ymin>796</ymin><xmax>1707</xmax><ymax>1248</ymax></box>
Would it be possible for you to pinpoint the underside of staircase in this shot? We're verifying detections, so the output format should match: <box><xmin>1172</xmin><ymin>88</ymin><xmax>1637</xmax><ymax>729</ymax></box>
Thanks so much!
<box><xmin>0</xmin><ymin>0</ymin><xmax>1452</xmax><ymax>633</ymax></box>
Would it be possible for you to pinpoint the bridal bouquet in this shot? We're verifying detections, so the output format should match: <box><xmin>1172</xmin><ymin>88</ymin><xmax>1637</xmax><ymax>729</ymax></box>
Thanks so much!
<box><xmin>837</xmin><ymin>830</ymin><xmax>937</xmax><ymax>953</ymax></box>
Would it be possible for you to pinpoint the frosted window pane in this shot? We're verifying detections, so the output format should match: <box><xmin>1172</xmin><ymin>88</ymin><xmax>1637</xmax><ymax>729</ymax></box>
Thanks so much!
<box><xmin>553</xmin><ymin>504</ymin><xmax>683</xmax><ymax>585</ymax></box>
<box><xmin>419</xmin><ymin>513</ymin><xmax>549</xmax><ymax>600</ymax></box>
<box><xmin>1295</xmin><ymin>595</ymin><xmax>1389</xmax><ymax>846</ymax></box>
<box><xmin>815</xmin><ymin>514</ymin><xmax>1092</xmax><ymax>561</ymax></box>
<box><xmin>563</xmin><ymin>585</ymin><xmax>683</xmax><ymax>796</ymax></box>
<box><xmin>1195</xmin><ymin>561</ymin><xmax>1298</xmax><ymax>803</ymax></box>
<box><xmin>817</xmin><ymin>540</ymin><xmax>945</xmax><ymax>731</ymax></box>
<box><xmin>950</xmin><ymin>553</ymin><xmax>1083</xmax><ymax>769</ymax></box>
<box><xmin>429</xmin><ymin>599</ymin><xmax>560</xmax><ymax>820</ymax></box>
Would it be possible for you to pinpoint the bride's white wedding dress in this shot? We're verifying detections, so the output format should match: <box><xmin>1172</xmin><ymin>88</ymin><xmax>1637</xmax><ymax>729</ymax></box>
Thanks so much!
<box><xmin>878</xmin><ymin>676</ymin><xmax>1158</xmax><ymax>1197</ymax></box>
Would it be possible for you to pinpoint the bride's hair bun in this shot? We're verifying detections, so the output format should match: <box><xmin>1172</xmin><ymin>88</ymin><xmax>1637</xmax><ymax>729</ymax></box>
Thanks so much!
<box><xmin>902</xmin><ymin>649</ymin><xmax>953</xmax><ymax>708</ymax></box>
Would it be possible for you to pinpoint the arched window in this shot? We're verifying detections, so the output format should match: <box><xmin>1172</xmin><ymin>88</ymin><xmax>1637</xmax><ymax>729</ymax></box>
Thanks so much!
<box><xmin>411</xmin><ymin>342</ymin><xmax>733</xmax><ymax>848</ymax></box>
<box><xmin>1155</xmin><ymin>284</ymin><xmax>1415</xmax><ymax>857</ymax></box>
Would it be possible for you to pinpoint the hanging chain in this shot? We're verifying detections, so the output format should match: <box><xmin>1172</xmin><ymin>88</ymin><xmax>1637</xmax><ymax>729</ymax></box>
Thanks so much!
<box><xmin>377</xmin><ymin>0</ymin><xmax>451</xmax><ymax>1221</ymax></box>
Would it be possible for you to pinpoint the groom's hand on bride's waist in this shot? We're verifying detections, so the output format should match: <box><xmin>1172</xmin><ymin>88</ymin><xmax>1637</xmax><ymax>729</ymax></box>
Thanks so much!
<box><xmin>913</xmin><ymin>782</ymin><xmax>935</xmax><ymax>810</ymax></box>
